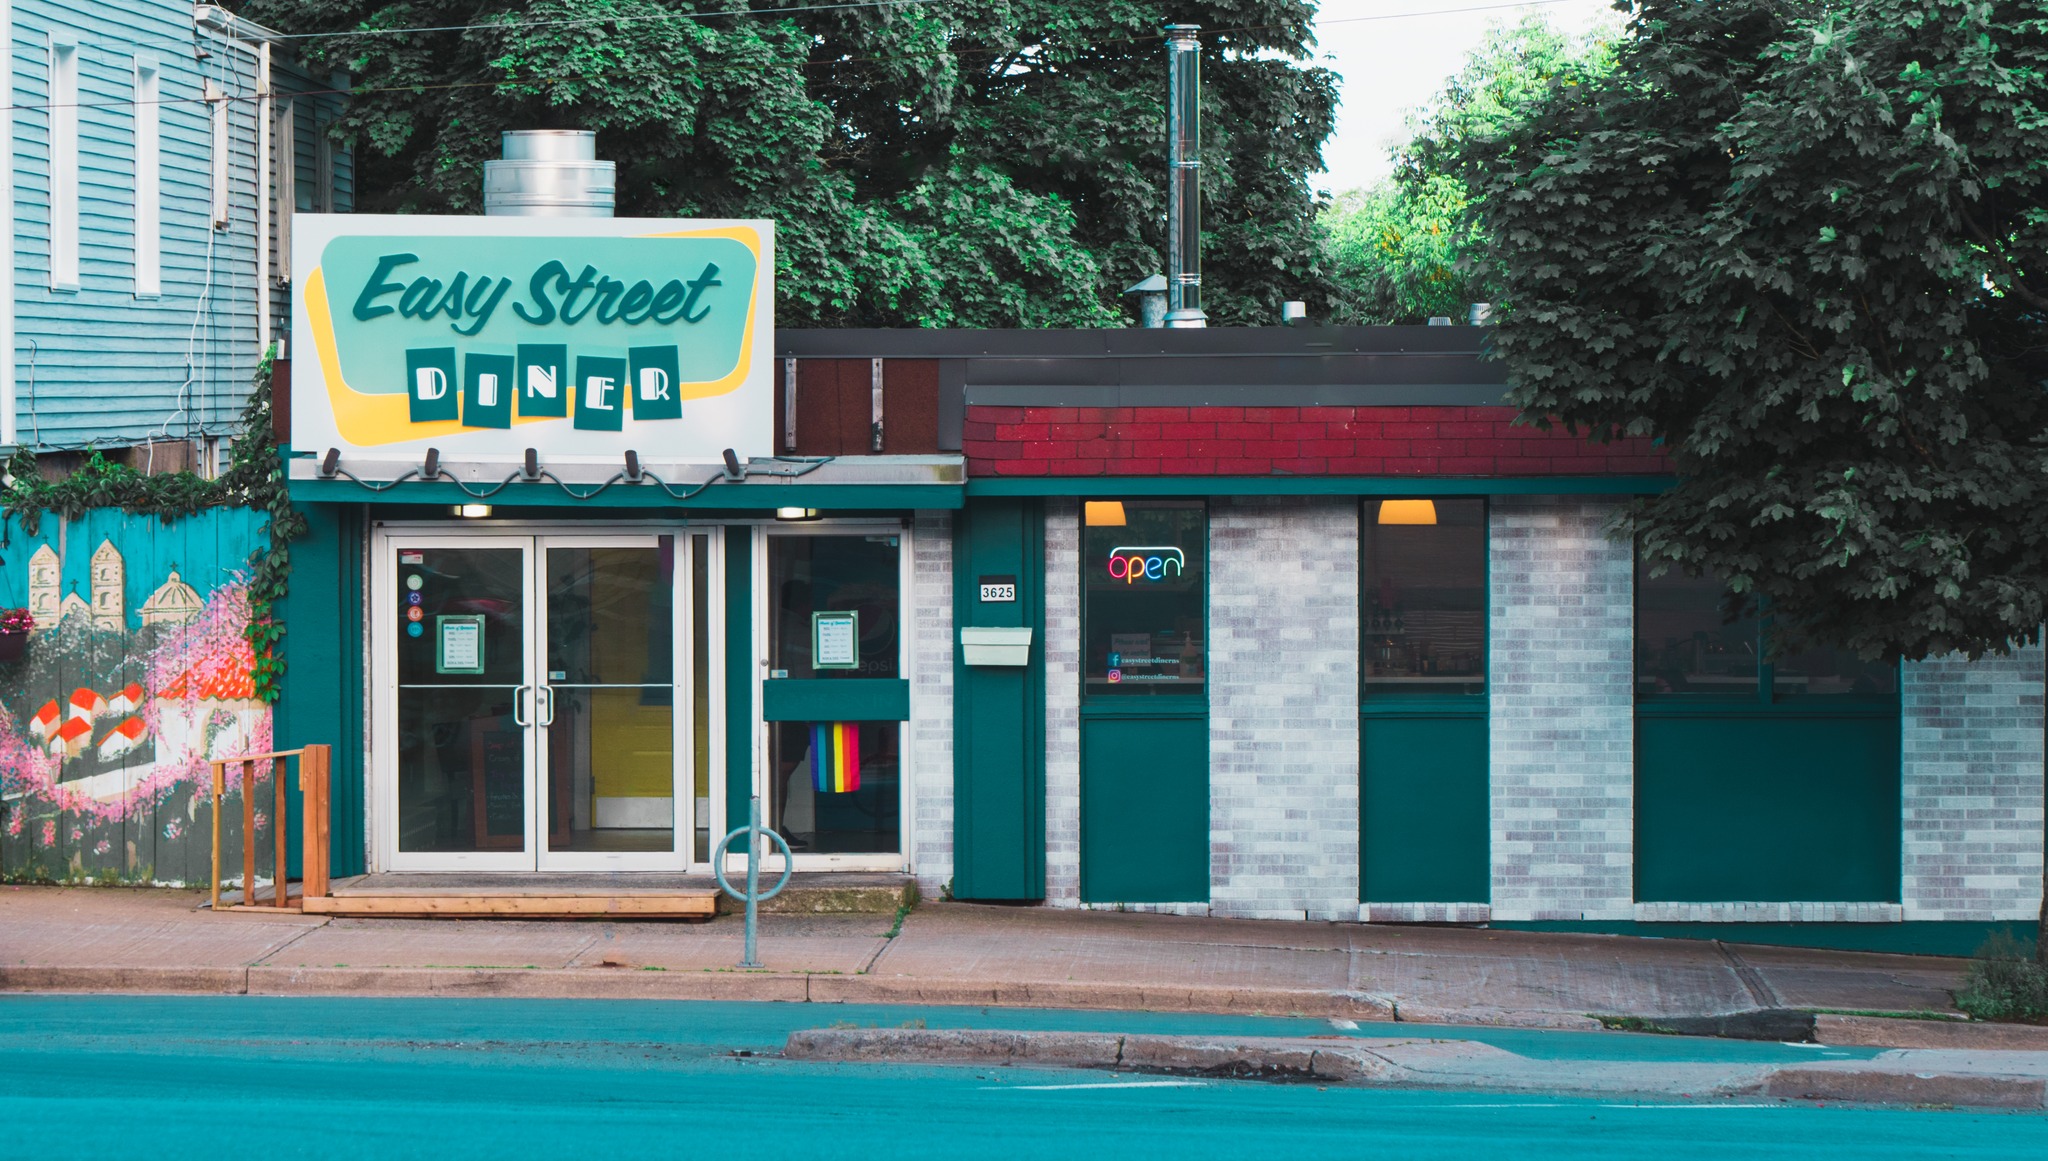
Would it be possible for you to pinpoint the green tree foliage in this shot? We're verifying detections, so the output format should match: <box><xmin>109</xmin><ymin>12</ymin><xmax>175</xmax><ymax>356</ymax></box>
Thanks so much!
<box><xmin>1323</xmin><ymin>17</ymin><xmax>1614</xmax><ymax>323</ymax></box>
<box><xmin>238</xmin><ymin>0</ymin><xmax>1342</xmax><ymax>328</ymax></box>
<box><xmin>1454</xmin><ymin>0</ymin><xmax>2048</xmax><ymax>663</ymax></box>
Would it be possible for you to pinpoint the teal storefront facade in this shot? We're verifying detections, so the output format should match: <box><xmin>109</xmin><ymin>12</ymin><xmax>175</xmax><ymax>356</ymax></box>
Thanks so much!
<box><xmin>272</xmin><ymin>322</ymin><xmax>2042</xmax><ymax>955</ymax></box>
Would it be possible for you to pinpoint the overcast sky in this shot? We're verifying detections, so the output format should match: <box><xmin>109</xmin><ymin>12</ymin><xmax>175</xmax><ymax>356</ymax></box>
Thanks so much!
<box><xmin>1306</xmin><ymin>0</ymin><xmax>1622</xmax><ymax>193</ymax></box>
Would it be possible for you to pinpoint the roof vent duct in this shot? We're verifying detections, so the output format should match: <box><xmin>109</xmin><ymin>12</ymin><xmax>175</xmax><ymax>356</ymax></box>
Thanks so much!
<box><xmin>1164</xmin><ymin>25</ymin><xmax>1206</xmax><ymax>328</ymax></box>
<box><xmin>483</xmin><ymin>130</ymin><xmax>615</xmax><ymax>217</ymax></box>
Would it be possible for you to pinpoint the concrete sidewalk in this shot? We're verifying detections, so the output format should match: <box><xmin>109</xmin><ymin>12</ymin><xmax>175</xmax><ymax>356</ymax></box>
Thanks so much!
<box><xmin>0</xmin><ymin>884</ymin><xmax>2038</xmax><ymax>1052</ymax></box>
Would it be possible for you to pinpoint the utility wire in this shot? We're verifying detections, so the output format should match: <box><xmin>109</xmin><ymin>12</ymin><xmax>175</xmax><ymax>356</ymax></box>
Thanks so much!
<box><xmin>5</xmin><ymin>0</ymin><xmax>1583</xmax><ymax>116</ymax></box>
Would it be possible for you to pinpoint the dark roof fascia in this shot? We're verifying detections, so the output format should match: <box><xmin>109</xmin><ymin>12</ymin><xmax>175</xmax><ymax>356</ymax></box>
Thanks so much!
<box><xmin>777</xmin><ymin>327</ymin><xmax>1510</xmax><ymax>408</ymax></box>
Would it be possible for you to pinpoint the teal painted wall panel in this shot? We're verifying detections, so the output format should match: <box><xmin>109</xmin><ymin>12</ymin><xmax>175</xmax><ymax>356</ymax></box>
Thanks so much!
<box><xmin>1080</xmin><ymin>713</ymin><xmax>1208</xmax><ymax>903</ymax></box>
<box><xmin>723</xmin><ymin>526</ymin><xmax>753</xmax><ymax>835</ymax></box>
<box><xmin>1361</xmin><ymin>712</ymin><xmax>1488</xmax><ymax>902</ymax></box>
<box><xmin>10</xmin><ymin>4</ymin><xmax>352</xmax><ymax>446</ymax></box>
<box><xmin>761</xmin><ymin>678</ymin><xmax>910</xmax><ymax>722</ymax></box>
<box><xmin>951</xmin><ymin>498</ymin><xmax>1045</xmax><ymax>900</ymax></box>
<box><xmin>274</xmin><ymin>502</ymin><xmax>364</xmax><ymax>877</ymax></box>
<box><xmin>0</xmin><ymin>505</ymin><xmax>271</xmax><ymax>885</ymax></box>
<box><xmin>1636</xmin><ymin>712</ymin><xmax>1902</xmax><ymax>902</ymax></box>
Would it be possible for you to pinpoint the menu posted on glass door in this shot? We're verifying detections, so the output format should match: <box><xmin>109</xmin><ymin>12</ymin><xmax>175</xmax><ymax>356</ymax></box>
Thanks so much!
<box><xmin>812</xmin><ymin>610</ymin><xmax>859</xmax><ymax>670</ymax></box>
<box><xmin>437</xmin><ymin>615</ymin><xmax>485</xmax><ymax>674</ymax></box>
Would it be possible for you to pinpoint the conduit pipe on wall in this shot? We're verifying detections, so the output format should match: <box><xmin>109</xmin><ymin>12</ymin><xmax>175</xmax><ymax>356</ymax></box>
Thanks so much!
<box><xmin>194</xmin><ymin>5</ymin><xmax>275</xmax><ymax>361</ymax></box>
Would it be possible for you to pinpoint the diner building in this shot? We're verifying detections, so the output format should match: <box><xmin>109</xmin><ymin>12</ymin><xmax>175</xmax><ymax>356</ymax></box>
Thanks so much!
<box><xmin>279</xmin><ymin>211</ymin><xmax>2044</xmax><ymax>953</ymax></box>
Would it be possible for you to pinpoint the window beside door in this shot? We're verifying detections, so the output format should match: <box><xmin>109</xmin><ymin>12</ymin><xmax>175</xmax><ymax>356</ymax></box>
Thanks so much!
<box><xmin>766</xmin><ymin>531</ymin><xmax>903</xmax><ymax>855</ymax></box>
<box><xmin>1082</xmin><ymin>500</ymin><xmax>1207</xmax><ymax>696</ymax></box>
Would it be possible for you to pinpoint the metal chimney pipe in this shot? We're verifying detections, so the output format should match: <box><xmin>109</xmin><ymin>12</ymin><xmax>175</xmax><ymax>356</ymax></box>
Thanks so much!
<box><xmin>1164</xmin><ymin>25</ymin><xmax>1206</xmax><ymax>328</ymax></box>
<box><xmin>484</xmin><ymin>130</ymin><xmax>616</xmax><ymax>217</ymax></box>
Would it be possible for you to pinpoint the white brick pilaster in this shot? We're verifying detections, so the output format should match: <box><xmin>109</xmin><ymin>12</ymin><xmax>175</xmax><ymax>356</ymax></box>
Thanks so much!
<box><xmin>1489</xmin><ymin>496</ymin><xmax>1635</xmax><ymax>921</ymax></box>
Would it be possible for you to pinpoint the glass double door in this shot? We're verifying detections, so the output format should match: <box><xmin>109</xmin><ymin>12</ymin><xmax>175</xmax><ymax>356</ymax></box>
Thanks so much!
<box><xmin>385</xmin><ymin>532</ymin><xmax>708</xmax><ymax>871</ymax></box>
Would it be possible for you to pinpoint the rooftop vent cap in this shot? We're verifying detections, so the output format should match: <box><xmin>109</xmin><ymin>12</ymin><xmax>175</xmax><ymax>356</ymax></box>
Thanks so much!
<box><xmin>1124</xmin><ymin>274</ymin><xmax>1169</xmax><ymax>329</ymax></box>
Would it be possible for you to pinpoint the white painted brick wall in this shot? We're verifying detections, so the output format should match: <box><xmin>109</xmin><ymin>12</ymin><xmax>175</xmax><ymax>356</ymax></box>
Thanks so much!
<box><xmin>1902</xmin><ymin>645</ymin><xmax>2045</xmax><ymax>922</ymax></box>
<box><xmin>1043</xmin><ymin>499</ymin><xmax>1082</xmax><ymax>906</ymax></box>
<box><xmin>908</xmin><ymin>511</ymin><xmax>954</xmax><ymax>896</ymax></box>
<box><xmin>1208</xmin><ymin>496</ymin><xmax>1360</xmax><ymax>921</ymax></box>
<box><xmin>1489</xmin><ymin>497</ymin><xmax>1635</xmax><ymax>921</ymax></box>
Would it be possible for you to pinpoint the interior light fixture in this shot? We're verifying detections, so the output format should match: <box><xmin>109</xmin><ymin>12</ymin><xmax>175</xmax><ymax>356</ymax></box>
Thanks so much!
<box><xmin>775</xmin><ymin>507</ymin><xmax>820</xmax><ymax>522</ymax></box>
<box><xmin>1083</xmin><ymin>500</ymin><xmax>1128</xmax><ymax>527</ymax></box>
<box><xmin>1376</xmin><ymin>499</ymin><xmax>1438</xmax><ymax>525</ymax></box>
<box><xmin>453</xmin><ymin>504</ymin><xmax>493</xmax><ymax>519</ymax></box>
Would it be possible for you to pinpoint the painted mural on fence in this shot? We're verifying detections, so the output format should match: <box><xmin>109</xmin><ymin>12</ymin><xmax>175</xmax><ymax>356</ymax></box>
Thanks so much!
<box><xmin>0</xmin><ymin>507</ymin><xmax>269</xmax><ymax>885</ymax></box>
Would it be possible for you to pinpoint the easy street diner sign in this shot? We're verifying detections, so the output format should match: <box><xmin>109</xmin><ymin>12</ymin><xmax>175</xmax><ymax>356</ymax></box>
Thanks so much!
<box><xmin>290</xmin><ymin>215</ymin><xmax>774</xmax><ymax>466</ymax></box>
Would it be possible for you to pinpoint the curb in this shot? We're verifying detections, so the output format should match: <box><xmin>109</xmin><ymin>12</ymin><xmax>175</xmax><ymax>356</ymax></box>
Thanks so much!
<box><xmin>1814</xmin><ymin>1013</ymin><xmax>2048</xmax><ymax>1051</ymax></box>
<box><xmin>781</xmin><ymin>1027</ymin><xmax>2048</xmax><ymax>1109</ymax></box>
<box><xmin>1763</xmin><ymin>1067</ymin><xmax>2048</xmax><ymax>1109</ymax></box>
<box><xmin>0</xmin><ymin>964</ymin><xmax>1394</xmax><ymax>1016</ymax></box>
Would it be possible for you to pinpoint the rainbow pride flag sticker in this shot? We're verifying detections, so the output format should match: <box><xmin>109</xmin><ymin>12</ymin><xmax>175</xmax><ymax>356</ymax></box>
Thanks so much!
<box><xmin>811</xmin><ymin>721</ymin><xmax>861</xmax><ymax>793</ymax></box>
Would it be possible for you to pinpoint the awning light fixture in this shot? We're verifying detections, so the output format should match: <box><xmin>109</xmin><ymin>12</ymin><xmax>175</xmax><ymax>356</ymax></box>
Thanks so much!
<box><xmin>1084</xmin><ymin>500</ymin><xmax>1128</xmax><ymax>527</ymax></box>
<box><xmin>1377</xmin><ymin>499</ymin><xmax>1438</xmax><ymax>525</ymax></box>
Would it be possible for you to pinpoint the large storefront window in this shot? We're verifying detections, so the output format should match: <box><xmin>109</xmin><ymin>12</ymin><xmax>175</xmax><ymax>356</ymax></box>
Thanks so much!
<box><xmin>1083</xmin><ymin>500</ymin><xmax>1206</xmax><ymax>696</ymax></box>
<box><xmin>1361</xmin><ymin>498</ymin><xmax>1486</xmax><ymax>695</ymax></box>
<box><xmin>1635</xmin><ymin>562</ymin><xmax>1895</xmax><ymax>698</ymax></box>
<box><xmin>766</xmin><ymin>531</ymin><xmax>902</xmax><ymax>855</ymax></box>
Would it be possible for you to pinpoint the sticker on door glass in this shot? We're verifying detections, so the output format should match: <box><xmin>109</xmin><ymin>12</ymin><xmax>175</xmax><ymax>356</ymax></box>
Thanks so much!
<box><xmin>437</xmin><ymin>614</ymin><xmax>486</xmax><ymax>674</ymax></box>
<box><xmin>812</xmin><ymin>610</ymin><xmax>859</xmax><ymax>670</ymax></box>
<box><xmin>401</xmin><ymin>552</ymin><xmax>424</xmax><ymax>565</ymax></box>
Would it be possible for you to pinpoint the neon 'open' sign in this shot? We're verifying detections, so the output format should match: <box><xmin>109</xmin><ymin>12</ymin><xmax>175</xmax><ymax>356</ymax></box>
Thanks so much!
<box><xmin>1106</xmin><ymin>546</ymin><xmax>1186</xmax><ymax>583</ymax></box>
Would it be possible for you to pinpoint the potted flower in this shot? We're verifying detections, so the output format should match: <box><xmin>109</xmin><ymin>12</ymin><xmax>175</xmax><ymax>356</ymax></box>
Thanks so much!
<box><xmin>0</xmin><ymin>608</ymin><xmax>32</xmax><ymax>662</ymax></box>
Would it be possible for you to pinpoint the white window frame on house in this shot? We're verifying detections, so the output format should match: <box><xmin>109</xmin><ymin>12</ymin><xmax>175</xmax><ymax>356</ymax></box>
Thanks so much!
<box><xmin>207</xmin><ymin>80</ymin><xmax>229</xmax><ymax>228</ymax></box>
<box><xmin>47</xmin><ymin>36</ymin><xmax>79</xmax><ymax>292</ymax></box>
<box><xmin>274</xmin><ymin>97</ymin><xmax>294</xmax><ymax>282</ymax></box>
<box><xmin>133</xmin><ymin>56</ymin><xmax>161</xmax><ymax>298</ymax></box>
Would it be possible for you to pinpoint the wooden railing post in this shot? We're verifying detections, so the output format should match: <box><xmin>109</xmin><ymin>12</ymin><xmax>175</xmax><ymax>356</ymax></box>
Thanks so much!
<box><xmin>241</xmin><ymin>759</ymin><xmax>256</xmax><ymax>908</ymax></box>
<box><xmin>273</xmin><ymin>756</ymin><xmax>289</xmax><ymax>908</ymax></box>
<box><xmin>209</xmin><ymin>760</ymin><xmax>224</xmax><ymax>912</ymax></box>
<box><xmin>300</xmin><ymin>745</ymin><xmax>331</xmax><ymax>900</ymax></box>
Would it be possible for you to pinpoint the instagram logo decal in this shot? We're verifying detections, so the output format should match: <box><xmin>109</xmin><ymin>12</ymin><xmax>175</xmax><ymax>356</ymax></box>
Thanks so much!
<box><xmin>1106</xmin><ymin>546</ymin><xmax>1186</xmax><ymax>583</ymax></box>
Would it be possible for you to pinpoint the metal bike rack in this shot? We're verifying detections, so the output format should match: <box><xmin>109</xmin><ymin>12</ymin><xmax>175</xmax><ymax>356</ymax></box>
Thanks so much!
<box><xmin>711</xmin><ymin>795</ymin><xmax>793</xmax><ymax>969</ymax></box>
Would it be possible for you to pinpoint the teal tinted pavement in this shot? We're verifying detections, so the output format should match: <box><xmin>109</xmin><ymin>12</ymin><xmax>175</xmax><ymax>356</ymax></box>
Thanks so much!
<box><xmin>2</xmin><ymin>996</ymin><xmax>2039</xmax><ymax>1159</ymax></box>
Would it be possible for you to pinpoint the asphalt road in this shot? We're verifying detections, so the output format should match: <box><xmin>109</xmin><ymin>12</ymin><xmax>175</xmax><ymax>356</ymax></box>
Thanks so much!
<box><xmin>3</xmin><ymin>996</ymin><xmax>2040</xmax><ymax>1159</ymax></box>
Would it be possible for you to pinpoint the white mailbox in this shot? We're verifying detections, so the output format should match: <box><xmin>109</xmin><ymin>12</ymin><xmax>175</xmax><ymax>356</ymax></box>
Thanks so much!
<box><xmin>961</xmin><ymin>626</ymin><xmax>1033</xmax><ymax>667</ymax></box>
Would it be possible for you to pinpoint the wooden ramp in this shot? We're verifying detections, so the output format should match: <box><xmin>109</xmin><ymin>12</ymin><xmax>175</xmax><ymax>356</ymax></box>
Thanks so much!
<box><xmin>302</xmin><ymin>874</ymin><xmax>719</xmax><ymax>920</ymax></box>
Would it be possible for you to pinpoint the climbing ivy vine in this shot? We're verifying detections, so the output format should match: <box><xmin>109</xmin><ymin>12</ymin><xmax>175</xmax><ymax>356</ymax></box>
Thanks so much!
<box><xmin>0</xmin><ymin>349</ymin><xmax>302</xmax><ymax>702</ymax></box>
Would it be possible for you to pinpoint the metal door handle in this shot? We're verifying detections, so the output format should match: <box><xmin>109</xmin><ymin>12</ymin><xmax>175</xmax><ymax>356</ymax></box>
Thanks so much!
<box><xmin>512</xmin><ymin>684</ymin><xmax>531</xmax><ymax>727</ymax></box>
<box><xmin>538</xmin><ymin>685</ymin><xmax>555</xmax><ymax>727</ymax></box>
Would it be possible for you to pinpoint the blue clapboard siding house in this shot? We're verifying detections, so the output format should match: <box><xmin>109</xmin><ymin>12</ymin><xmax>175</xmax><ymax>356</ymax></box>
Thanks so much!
<box><xmin>4</xmin><ymin>1</ymin><xmax>351</xmax><ymax>459</ymax></box>
<box><xmin>0</xmin><ymin>4</ymin><xmax>351</xmax><ymax>885</ymax></box>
